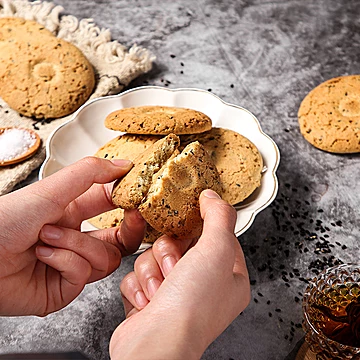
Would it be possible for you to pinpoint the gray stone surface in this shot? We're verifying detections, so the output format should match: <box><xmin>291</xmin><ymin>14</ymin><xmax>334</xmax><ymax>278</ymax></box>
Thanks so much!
<box><xmin>1</xmin><ymin>0</ymin><xmax>360</xmax><ymax>359</ymax></box>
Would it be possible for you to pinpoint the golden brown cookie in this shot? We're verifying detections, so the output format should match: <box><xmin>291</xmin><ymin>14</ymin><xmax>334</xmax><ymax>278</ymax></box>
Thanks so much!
<box><xmin>104</xmin><ymin>105</ymin><xmax>212</xmax><ymax>135</ymax></box>
<box><xmin>112</xmin><ymin>134</ymin><xmax>180</xmax><ymax>209</ymax></box>
<box><xmin>298</xmin><ymin>75</ymin><xmax>360</xmax><ymax>153</ymax></box>
<box><xmin>95</xmin><ymin>134</ymin><xmax>161</xmax><ymax>160</ymax></box>
<box><xmin>0</xmin><ymin>21</ymin><xmax>95</xmax><ymax>119</ymax></box>
<box><xmin>88</xmin><ymin>208</ymin><xmax>125</xmax><ymax>229</ymax></box>
<box><xmin>139</xmin><ymin>141</ymin><xmax>221</xmax><ymax>240</ymax></box>
<box><xmin>181</xmin><ymin>128</ymin><xmax>263</xmax><ymax>205</ymax></box>
<box><xmin>0</xmin><ymin>17</ymin><xmax>54</xmax><ymax>41</ymax></box>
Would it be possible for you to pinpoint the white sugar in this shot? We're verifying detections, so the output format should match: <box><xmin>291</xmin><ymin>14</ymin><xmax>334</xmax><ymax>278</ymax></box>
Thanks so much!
<box><xmin>0</xmin><ymin>128</ymin><xmax>37</xmax><ymax>161</ymax></box>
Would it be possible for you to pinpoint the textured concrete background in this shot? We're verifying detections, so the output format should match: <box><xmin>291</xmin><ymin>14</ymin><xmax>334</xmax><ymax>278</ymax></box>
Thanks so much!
<box><xmin>1</xmin><ymin>0</ymin><xmax>360</xmax><ymax>359</ymax></box>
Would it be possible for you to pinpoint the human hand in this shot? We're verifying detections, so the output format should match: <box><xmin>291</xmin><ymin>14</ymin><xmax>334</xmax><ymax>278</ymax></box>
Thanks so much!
<box><xmin>0</xmin><ymin>157</ymin><xmax>146</xmax><ymax>316</ymax></box>
<box><xmin>110</xmin><ymin>190</ymin><xmax>250</xmax><ymax>360</ymax></box>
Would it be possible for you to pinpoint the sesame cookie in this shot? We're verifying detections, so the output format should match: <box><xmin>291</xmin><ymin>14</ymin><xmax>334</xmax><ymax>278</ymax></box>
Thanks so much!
<box><xmin>95</xmin><ymin>134</ymin><xmax>161</xmax><ymax>160</ymax></box>
<box><xmin>0</xmin><ymin>17</ymin><xmax>53</xmax><ymax>41</ymax></box>
<box><xmin>88</xmin><ymin>208</ymin><xmax>125</xmax><ymax>229</ymax></box>
<box><xmin>112</xmin><ymin>134</ymin><xmax>180</xmax><ymax>209</ymax></box>
<box><xmin>181</xmin><ymin>127</ymin><xmax>263</xmax><ymax>205</ymax></box>
<box><xmin>87</xmin><ymin>208</ymin><xmax>162</xmax><ymax>244</ymax></box>
<box><xmin>298</xmin><ymin>75</ymin><xmax>360</xmax><ymax>153</ymax></box>
<box><xmin>139</xmin><ymin>141</ymin><xmax>221</xmax><ymax>240</ymax></box>
<box><xmin>0</xmin><ymin>29</ymin><xmax>95</xmax><ymax>118</ymax></box>
<box><xmin>104</xmin><ymin>105</ymin><xmax>212</xmax><ymax>135</ymax></box>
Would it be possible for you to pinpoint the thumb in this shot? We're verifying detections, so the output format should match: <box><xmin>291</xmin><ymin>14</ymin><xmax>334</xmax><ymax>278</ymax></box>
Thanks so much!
<box><xmin>197</xmin><ymin>190</ymin><xmax>237</xmax><ymax>250</ymax></box>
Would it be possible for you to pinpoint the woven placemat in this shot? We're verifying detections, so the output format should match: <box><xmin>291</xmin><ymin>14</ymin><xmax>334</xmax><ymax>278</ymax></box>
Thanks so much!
<box><xmin>0</xmin><ymin>0</ymin><xmax>155</xmax><ymax>195</ymax></box>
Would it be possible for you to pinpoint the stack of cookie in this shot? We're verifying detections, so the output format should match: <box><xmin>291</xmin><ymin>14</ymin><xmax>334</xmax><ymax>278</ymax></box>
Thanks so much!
<box><xmin>0</xmin><ymin>17</ymin><xmax>95</xmax><ymax>119</ymax></box>
<box><xmin>89</xmin><ymin>105</ymin><xmax>264</xmax><ymax>242</ymax></box>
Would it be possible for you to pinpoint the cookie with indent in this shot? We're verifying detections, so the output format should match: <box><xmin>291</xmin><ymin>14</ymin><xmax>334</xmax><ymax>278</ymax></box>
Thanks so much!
<box><xmin>298</xmin><ymin>75</ymin><xmax>360</xmax><ymax>153</ymax></box>
<box><xmin>0</xmin><ymin>20</ymin><xmax>95</xmax><ymax>119</ymax></box>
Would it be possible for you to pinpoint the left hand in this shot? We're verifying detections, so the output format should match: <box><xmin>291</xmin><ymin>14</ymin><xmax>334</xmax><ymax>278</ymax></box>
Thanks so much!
<box><xmin>0</xmin><ymin>157</ymin><xmax>146</xmax><ymax>316</ymax></box>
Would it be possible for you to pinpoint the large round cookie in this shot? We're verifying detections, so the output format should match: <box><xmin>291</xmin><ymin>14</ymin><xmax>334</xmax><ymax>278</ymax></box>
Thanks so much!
<box><xmin>181</xmin><ymin>128</ymin><xmax>263</xmax><ymax>205</ymax></box>
<box><xmin>95</xmin><ymin>134</ymin><xmax>161</xmax><ymax>160</ymax></box>
<box><xmin>0</xmin><ymin>30</ymin><xmax>95</xmax><ymax>119</ymax></box>
<box><xmin>298</xmin><ymin>75</ymin><xmax>360</xmax><ymax>153</ymax></box>
<box><xmin>0</xmin><ymin>17</ymin><xmax>54</xmax><ymax>40</ymax></box>
<box><xmin>104</xmin><ymin>105</ymin><xmax>212</xmax><ymax>135</ymax></box>
<box><xmin>139</xmin><ymin>141</ymin><xmax>222</xmax><ymax>240</ymax></box>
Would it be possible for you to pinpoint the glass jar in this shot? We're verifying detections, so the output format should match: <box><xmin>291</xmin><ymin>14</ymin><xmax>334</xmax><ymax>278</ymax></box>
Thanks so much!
<box><xmin>302</xmin><ymin>263</ymin><xmax>360</xmax><ymax>359</ymax></box>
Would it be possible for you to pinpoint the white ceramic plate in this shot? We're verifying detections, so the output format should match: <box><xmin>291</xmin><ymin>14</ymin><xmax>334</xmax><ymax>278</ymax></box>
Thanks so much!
<box><xmin>39</xmin><ymin>86</ymin><xmax>280</xmax><ymax>239</ymax></box>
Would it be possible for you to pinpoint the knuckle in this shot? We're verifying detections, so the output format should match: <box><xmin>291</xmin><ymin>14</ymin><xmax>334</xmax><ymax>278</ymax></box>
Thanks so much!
<box><xmin>152</xmin><ymin>237</ymin><xmax>175</xmax><ymax>255</ymax></box>
<box><xmin>120</xmin><ymin>272</ymin><xmax>137</xmax><ymax>292</ymax></box>
<box><xmin>80</xmin><ymin>156</ymin><xmax>104</xmax><ymax>168</ymax></box>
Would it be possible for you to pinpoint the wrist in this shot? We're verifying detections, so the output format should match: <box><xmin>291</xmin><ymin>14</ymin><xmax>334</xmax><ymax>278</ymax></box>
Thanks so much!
<box><xmin>110</xmin><ymin>307</ymin><xmax>208</xmax><ymax>360</ymax></box>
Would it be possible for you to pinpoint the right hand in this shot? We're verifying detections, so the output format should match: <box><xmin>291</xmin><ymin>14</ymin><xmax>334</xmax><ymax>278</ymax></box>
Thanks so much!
<box><xmin>110</xmin><ymin>189</ymin><xmax>250</xmax><ymax>360</ymax></box>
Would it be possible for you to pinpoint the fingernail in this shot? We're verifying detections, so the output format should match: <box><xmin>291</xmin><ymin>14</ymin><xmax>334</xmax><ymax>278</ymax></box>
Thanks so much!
<box><xmin>162</xmin><ymin>255</ymin><xmax>177</xmax><ymax>277</ymax></box>
<box><xmin>40</xmin><ymin>225</ymin><xmax>62</xmax><ymax>240</ymax></box>
<box><xmin>135</xmin><ymin>290</ymin><xmax>148</xmax><ymax>309</ymax></box>
<box><xmin>36</xmin><ymin>246</ymin><xmax>54</xmax><ymax>257</ymax></box>
<box><xmin>111</xmin><ymin>159</ymin><xmax>133</xmax><ymax>168</ymax></box>
<box><xmin>203</xmin><ymin>189</ymin><xmax>221</xmax><ymax>199</ymax></box>
<box><xmin>147</xmin><ymin>277</ymin><xmax>161</xmax><ymax>298</ymax></box>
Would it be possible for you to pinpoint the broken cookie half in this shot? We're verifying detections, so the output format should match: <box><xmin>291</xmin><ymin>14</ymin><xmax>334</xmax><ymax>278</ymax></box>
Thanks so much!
<box><xmin>111</xmin><ymin>133</ymin><xmax>222</xmax><ymax>240</ymax></box>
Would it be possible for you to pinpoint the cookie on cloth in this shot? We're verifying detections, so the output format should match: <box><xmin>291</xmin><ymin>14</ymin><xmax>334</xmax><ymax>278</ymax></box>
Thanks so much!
<box><xmin>139</xmin><ymin>141</ymin><xmax>221</xmax><ymax>240</ymax></box>
<box><xmin>0</xmin><ymin>17</ymin><xmax>53</xmax><ymax>40</ymax></box>
<box><xmin>104</xmin><ymin>105</ymin><xmax>212</xmax><ymax>135</ymax></box>
<box><xmin>0</xmin><ymin>26</ymin><xmax>95</xmax><ymax>119</ymax></box>
<box><xmin>181</xmin><ymin>127</ymin><xmax>263</xmax><ymax>205</ymax></box>
<box><xmin>95</xmin><ymin>133</ymin><xmax>160</xmax><ymax>160</ymax></box>
<box><xmin>298</xmin><ymin>75</ymin><xmax>360</xmax><ymax>153</ymax></box>
<box><xmin>112</xmin><ymin>133</ymin><xmax>181</xmax><ymax>209</ymax></box>
<box><xmin>87</xmin><ymin>208</ymin><xmax>162</xmax><ymax>244</ymax></box>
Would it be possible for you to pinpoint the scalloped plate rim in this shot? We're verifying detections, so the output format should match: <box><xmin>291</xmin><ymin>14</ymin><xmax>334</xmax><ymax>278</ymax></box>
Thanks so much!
<box><xmin>39</xmin><ymin>85</ymin><xmax>280</xmax><ymax>239</ymax></box>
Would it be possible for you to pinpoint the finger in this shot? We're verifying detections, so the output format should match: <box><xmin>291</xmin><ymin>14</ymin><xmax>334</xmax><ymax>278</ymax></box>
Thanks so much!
<box><xmin>120</xmin><ymin>272</ymin><xmax>149</xmax><ymax>312</ymax></box>
<box><xmin>88</xmin><ymin>209</ymin><xmax>146</xmax><ymax>256</ymax></box>
<box><xmin>39</xmin><ymin>224</ymin><xmax>121</xmax><ymax>283</ymax></box>
<box><xmin>35</xmin><ymin>246</ymin><xmax>92</xmax><ymax>307</ymax></box>
<box><xmin>33</xmin><ymin>157</ymin><xmax>133</xmax><ymax>212</ymax></box>
<box><xmin>134</xmin><ymin>249</ymin><xmax>164</xmax><ymax>300</ymax></box>
<box><xmin>152</xmin><ymin>235</ymin><xmax>192</xmax><ymax>277</ymax></box>
<box><xmin>57</xmin><ymin>182</ymin><xmax>116</xmax><ymax>229</ymax></box>
<box><xmin>193</xmin><ymin>189</ymin><xmax>242</xmax><ymax>273</ymax></box>
<box><xmin>121</xmin><ymin>295</ymin><xmax>138</xmax><ymax>318</ymax></box>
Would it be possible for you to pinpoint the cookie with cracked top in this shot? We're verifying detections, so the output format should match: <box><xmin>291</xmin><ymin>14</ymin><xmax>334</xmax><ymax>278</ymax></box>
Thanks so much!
<box><xmin>111</xmin><ymin>133</ymin><xmax>181</xmax><ymax>209</ymax></box>
<box><xmin>139</xmin><ymin>141</ymin><xmax>222</xmax><ymax>241</ymax></box>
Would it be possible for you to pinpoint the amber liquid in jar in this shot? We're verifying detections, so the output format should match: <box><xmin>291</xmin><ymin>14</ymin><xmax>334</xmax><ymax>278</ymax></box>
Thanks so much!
<box><xmin>309</xmin><ymin>284</ymin><xmax>360</xmax><ymax>347</ymax></box>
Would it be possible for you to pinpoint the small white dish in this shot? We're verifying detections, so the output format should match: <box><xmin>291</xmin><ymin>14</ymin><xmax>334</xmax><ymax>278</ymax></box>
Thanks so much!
<box><xmin>39</xmin><ymin>86</ymin><xmax>280</xmax><ymax>238</ymax></box>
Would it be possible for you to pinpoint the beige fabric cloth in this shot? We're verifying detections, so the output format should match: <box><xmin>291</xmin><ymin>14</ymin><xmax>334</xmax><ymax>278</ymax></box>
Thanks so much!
<box><xmin>0</xmin><ymin>0</ymin><xmax>155</xmax><ymax>195</ymax></box>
